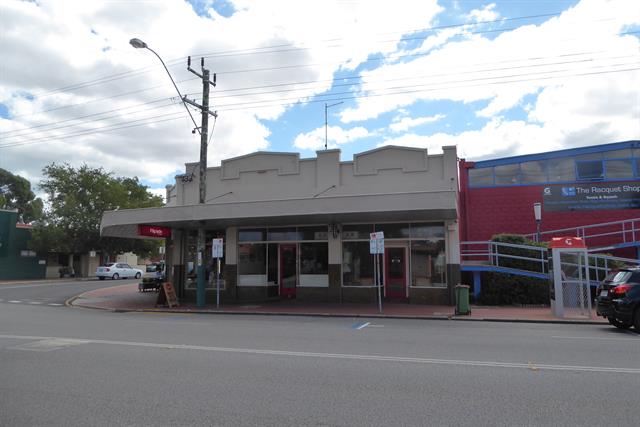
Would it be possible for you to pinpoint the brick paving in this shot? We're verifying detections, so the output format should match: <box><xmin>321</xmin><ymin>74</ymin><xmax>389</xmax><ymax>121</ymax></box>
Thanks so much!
<box><xmin>68</xmin><ymin>283</ymin><xmax>606</xmax><ymax>324</ymax></box>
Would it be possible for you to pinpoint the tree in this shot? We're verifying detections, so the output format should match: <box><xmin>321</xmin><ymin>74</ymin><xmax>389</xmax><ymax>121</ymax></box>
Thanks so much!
<box><xmin>0</xmin><ymin>168</ymin><xmax>44</xmax><ymax>223</ymax></box>
<box><xmin>29</xmin><ymin>163</ymin><xmax>164</xmax><ymax>259</ymax></box>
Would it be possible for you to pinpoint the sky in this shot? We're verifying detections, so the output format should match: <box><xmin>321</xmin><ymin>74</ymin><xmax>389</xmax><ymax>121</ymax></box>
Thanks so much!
<box><xmin>1</xmin><ymin>0</ymin><xmax>639</xmax><ymax>201</ymax></box>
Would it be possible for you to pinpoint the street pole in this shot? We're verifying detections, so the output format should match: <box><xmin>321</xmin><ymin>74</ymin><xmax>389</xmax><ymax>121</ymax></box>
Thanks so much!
<box><xmin>324</xmin><ymin>101</ymin><xmax>343</xmax><ymax>150</ymax></box>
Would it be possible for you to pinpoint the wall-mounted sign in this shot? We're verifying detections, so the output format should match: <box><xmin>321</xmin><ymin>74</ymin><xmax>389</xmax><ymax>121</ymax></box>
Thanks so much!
<box><xmin>138</xmin><ymin>225</ymin><xmax>172</xmax><ymax>238</ymax></box>
<box><xmin>542</xmin><ymin>182</ymin><xmax>640</xmax><ymax>212</ymax></box>
<box><xmin>548</xmin><ymin>237</ymin><xmax>587</xmax><ymax>249</ymax></box>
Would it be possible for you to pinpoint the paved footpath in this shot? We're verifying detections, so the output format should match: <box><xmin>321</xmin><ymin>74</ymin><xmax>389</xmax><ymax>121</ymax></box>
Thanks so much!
<box><xmin>68</xmin><ymin>283</ymin><xmax>607</xmax><ymax>325</ymax></box>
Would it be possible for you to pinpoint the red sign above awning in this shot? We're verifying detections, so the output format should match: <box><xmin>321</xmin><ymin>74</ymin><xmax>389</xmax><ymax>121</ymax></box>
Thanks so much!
<box><xmin>548</xmin><ymin>237</ymin><xmax>586</xmax><ymax>249</ymax></box>
<box><xmin>138</xmin><ymin>225</ymin><xmax>171</xmax><ymax>238</ymax></box>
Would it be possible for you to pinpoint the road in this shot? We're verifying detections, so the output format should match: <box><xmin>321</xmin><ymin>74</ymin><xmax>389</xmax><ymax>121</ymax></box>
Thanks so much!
<box><xmin>1</xmin><ymin>281</ymin><xmax>639</xmax><ymax>426</ymax></box>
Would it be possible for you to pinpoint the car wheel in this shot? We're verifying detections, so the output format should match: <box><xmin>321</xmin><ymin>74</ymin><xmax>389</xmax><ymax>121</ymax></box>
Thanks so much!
<box><xmin>633</xmin><ymin>309</ymin><xmax>640</xmax><ymax>332</ymax></box>
<box><xmin>607</xmin><ymin>316</ymin><xmax>631</xmax><ymax>329</ymax></box>
<box><xmin>112</xmin><ymin>273</ymin><xmax>119</xmax><ymax>280</ymax></box>
<box><xmin>99</xmin><ymin>276</ymin><xmax>105</xmax><ymax>280</ymax></box>
<box><xmin>135</xmin><ymin>272</ymin><xmax>141</xmax><ymax>279</ymax></box>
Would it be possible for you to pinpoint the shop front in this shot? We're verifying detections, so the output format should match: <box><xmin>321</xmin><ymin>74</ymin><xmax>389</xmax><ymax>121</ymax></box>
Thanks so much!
<box><xmin>101</xmin><ymin>145</ymin><xmax>460</xmax><ymax>306</ymax></box>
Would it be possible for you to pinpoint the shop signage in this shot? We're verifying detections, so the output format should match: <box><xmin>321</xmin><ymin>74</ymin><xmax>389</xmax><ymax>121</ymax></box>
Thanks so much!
<box><xmin>370</xmin><ymin>231</ymin><xmax>384</xmax><ymax>254</ymax></box>
<box><xmin>212</xmin><ymin>238</ymin><xmax>224</xmax><ymax>258</ymax></box>
<box><xmin>162</xmin><ymin>282</ymin><xmax>179</xmax><ymax>308</ymax></box>
<box><xmin>548</xmin><ymin>237</ymin><xmax>586</xmax><ymax>249</ymax></box>
<box><xmin>542</xmin><ymin>182</ymin><xmax>640</xmax><ymax>212</ymax></box>
<box><xmin>138</xmin><ymin>225</ymin><xmax>172</xmax><ymax>238</ymax></box>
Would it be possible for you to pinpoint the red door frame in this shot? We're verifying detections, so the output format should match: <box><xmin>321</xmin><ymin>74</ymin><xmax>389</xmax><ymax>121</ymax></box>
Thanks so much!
<box><xmin>384</xmin><ymin>246</ymin><xmax>407</xmax><ymax>299</ymax></box>
<box><xmin>279</xmin><ymin>244</ymin><xmax>297</xmax><ymax>298</ymax></box>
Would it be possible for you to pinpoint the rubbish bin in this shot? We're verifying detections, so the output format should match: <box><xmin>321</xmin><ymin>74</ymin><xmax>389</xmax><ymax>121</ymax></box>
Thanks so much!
<box><xmin>455</xmin><ymin>284</ymin><xmax>471</xmax><ymax>315</ymax></box>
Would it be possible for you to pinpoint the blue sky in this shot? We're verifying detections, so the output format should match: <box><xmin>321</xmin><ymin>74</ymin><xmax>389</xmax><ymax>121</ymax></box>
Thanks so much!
<box><xmin>0</xmin><ymin>0</ymin><xmax>638</xmax><ymax>199</ymax></box>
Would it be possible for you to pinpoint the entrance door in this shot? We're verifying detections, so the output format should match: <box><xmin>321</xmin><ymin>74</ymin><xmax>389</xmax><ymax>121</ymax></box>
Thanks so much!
<box><xmin>385</xmin><ymin>247</ymin><xmax>406</xmax><ymax>299</ymax></box>
<box><xmin>279</xmin><ymin>244</ymin><xmax>297</xmax><ymax>298</ymax></box>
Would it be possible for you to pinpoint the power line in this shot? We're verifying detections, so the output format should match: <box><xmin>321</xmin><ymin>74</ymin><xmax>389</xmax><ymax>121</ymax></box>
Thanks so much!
<box><xmin>2</xmin><ymin>63</ymin><xmax>636</xmax><ymax>149</ymax></box>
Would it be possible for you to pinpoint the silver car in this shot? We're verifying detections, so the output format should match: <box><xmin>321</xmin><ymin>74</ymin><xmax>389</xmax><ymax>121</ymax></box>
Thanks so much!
<box><xmin>96</xmin><ymin>263</ymin><xmax>143</xmax><ymax>280</ymax></box>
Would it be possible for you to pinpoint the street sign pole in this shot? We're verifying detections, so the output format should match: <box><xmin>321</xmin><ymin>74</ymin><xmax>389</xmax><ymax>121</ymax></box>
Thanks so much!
<box><xmin>212</xmin><ymin>238</ymin><xmax>224</xmax><ymax>309</ymax></box>
<box><xmin>370</xmin><ymin>231</ymin><xmax>384</xmax><ymax>313</ymax></box>
<box><xmin>216</xmin><ymin>258</ymin><xmax>221</xmax><ymax>309</ymax></box>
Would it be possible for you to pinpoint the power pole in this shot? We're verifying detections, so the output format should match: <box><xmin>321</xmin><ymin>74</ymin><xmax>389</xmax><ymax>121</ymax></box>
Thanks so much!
<box><xmin>183</xmin><ymin>57</ymin><xmax>217</xmax><ymax>308</ymax></box>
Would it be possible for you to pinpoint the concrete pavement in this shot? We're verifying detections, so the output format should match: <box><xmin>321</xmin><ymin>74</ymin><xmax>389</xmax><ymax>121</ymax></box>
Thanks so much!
<box><xmin>68</xmin><ymin>282</ymin><xmax>607</xmax><ymax>325</ymax></box>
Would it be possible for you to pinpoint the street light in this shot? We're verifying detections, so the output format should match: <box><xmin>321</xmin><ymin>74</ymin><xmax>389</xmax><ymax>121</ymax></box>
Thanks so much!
<box><xmin>129</xmin><ymin>38</ymin><xmax>199</xmax><ymax>134</ymax></box>
<box><xmin>533</xmin><ymin>202</ymin><xmax>542</xmax><ymax>242</ymax></box>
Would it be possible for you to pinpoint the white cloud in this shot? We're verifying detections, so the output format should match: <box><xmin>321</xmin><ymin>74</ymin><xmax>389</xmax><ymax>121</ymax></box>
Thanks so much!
<box><xmin>293</xmin><ymin>126</ymin><xmax>370</xmax><ymax>150</ymax></box>
<box><xmin>0</xmin><ymin>0</ymin><xmax>443</xmax><ymax>187</ymax></box>
<box><xmin>341</xmin><ymin>0</ymin><xmax>640</xmax><ymax>123</ymax></box>
<box><xmin>390</xmin><ymin>114</ymin><xmax>445</xmax><ymax>132</ymax></box>
<box><xmin>464</xmin><ymin>3</ymin><xmax>500</xmax><ymax>23</ymax></box>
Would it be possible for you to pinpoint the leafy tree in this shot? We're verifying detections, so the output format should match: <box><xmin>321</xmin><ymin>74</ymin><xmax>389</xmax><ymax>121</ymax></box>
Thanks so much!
<box><xmin>29</xmin><ymin>163</ymin><xmax>164</xmax><ymax>260</ymax></box>
<box><xmin>0</xmin><ymin>168</ymin><xmax>44</xmax><ymax>223</ymax></box>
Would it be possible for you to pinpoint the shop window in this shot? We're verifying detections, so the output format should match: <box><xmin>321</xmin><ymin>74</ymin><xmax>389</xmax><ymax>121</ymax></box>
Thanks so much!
<box><xmin>468</xmin><ymin>168</ymin><xmax>493</xmax><ymax>186</ymax></box>
<box><xmin>605</xmin><ymin>159</ymin><xmax>633</xmax><ymax>179</ymax></box>
<box><xmin>300</xmin><ymin>243</ymin><xmax>328</xmax><ymax>275</ymax></box>
<box><xmin>342</xmin><ymin>241</ymin><xmax>374</xmax><ymax>286</ymax></box>
<box><xmin>238</xmin><ymin>228</ymin><xmax>266</xmax><ymax>242</ymax></box>
<box><xmin>374</xmin><ymin>223</ymin><xmax>410</xmax><ymax>239</ymax></box>
<box><xmin>238</xmin><ymin>243</ymin><xmax>266</xmax><ymax>278</ymax></box>
<box><xmin>547</xmin><ymin>158</ymin><xmax>574</xmax><ymax>182</ymax></box>
<box><xmin>299</xmin><ymin>226</ymin><xmax>328</xmax><ymax>241</ymax></box>
<box><xmin>267</xmin><ymin>227</ymin><xmax>301</xmax><ymax>241</ymax></box>
<box><xmin>342</xmin><ymin>224</ymin><xmax>374</xmax><ymax>240</ymax></box>
<box><xmin>576</xmin><ymin>160</ymin><xmax>604</xmax><ymax>181</ymax></box>
<box><xmin>520</xmin><ymin>160</ymin><xmax>547</xmax><ymax>184</ymax></box>
<box><xmin>410</xmin><ymin>240</ymin><xmax>446</xmax><ymax>287</ymax></box>
<box><xmin>410</xmin><ymin>224</ymin><xmax>445</xmax><ymax>239</ymax></box>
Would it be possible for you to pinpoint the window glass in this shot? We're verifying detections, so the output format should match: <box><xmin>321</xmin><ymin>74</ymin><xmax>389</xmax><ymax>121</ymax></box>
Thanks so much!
<box><xmin>637</xmin><ymin>159</ymin><xmax>640</xmax><ymax>177</ymax></box>
<box><xmin>238</xmin><ymin>243</ymin><xmax>266</xmax><ymax>275</ymax></box>
<box><xmin>604</xmin><ymin>149</ymin><xmax>632</xmax><ymax>159</ymax></box>
<box><xmin>576</xmin><ymin>160</ymin><xmax>604</xmax><ymax>181</ymax></box>
<box><xmin>238</xmin><ymin>228</ymin><xmax>266</xmax><ymax>242</ymax></box>
<box><xmin>299</xmin><ymin>226</ymin><xmax>328</xmax><ymax>241</ymax></box>
<box><xmin>342</xmin><ymin>224</ymin><xmax>374</xmax><ymax>240</ymax></box>
<box><xmin>411</xmin><ymin>240</ymin><xmax>446</xmax><ymax>287</ymax></box>
<box><xmin>267</xmin><ymin>227</ymin><xmax>301</xmax><ymax>241</ymax></box>
<box><xmin>494</xmin><ymin>164</ymin><xmax>520</xmax><ymax>185</ymax></box>
<box><xmin>300</xmin><ymin>243</ymin><xmax>328</xmax><ymax>274</ymax></box>
<box><xmin>605</xmin><ymin>159</ymin><xmax>633</xmax><ymax>179</ymax></box>
<box><xmin>520</xmin><ymin>160</ymin><xmax>547</xmax><ymax>183</ymax></box>
<box><xmin>547</xmin><ymin>158</ymin><xmax>575</xmax><ymax>182</ymax></box>
<box><xmin>374</xmin><ymin>223</ymin><xmax>410</xmax><ymax>238</ymax></box>
<box><xmin>267</xmin><ymin>243</ymin><xmax>278</xmax><ymax>284</ymax></box>
<box><xmin>410</xmin><ymin>224</ymin><xmax>445</xmax><ymax>239</ymax></box>
<box><xmin>468</xmin><ymin>168</ymin><xmax>493</xmax><ymax>186</ymax></box>
<box><xmin>342</xmin><ymin>241</ymin><xmax>374</xmax><ymax>286</ymax></box>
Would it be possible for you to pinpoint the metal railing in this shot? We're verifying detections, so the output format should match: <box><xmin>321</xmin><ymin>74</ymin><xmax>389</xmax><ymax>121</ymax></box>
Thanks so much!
<box><xmin>461</xmin><ymin>241</ymin><xmax>549</xmax><ymax>275</ymax></box>
<box><xmin>525</xmin><ymin>217</ymin><xmax>640</xmax><ymax>247</ymax></box>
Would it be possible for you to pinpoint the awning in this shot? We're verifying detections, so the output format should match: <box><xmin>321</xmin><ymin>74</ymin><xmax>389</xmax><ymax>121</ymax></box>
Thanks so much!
<box><xmin>101</xmin><ymin>190</ymin><xmax>458</xmax><ymax>239</ymax></box>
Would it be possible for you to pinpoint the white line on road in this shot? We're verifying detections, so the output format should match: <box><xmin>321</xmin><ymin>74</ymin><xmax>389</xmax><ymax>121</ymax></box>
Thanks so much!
<box><xmin>8</xmin><ymin>301</ymin><xmax>22</xmax><ymax>303</ymax></box>
<box><xmin>28</xmin><ymin>302</ymin><xmax>43</xmax><ymax>305</ymax></box>
<box><xmin>356</xmin><ymin>322</ymin><xmax>370</xmax><ymax>330</ymax></box>
<box><xmin>552</xmin><ymin>335</ymin><xmax>640</xmax><ymax>342</ymax></box>
<box><xmin>1</xmin><ymin>333</ymin><xmax>639</xmax><ymax>374</ymax></box>
<box><xmin>47</xmin><ymin>303</ymin><xmax>63</xmax><ymax>306</ymax></box>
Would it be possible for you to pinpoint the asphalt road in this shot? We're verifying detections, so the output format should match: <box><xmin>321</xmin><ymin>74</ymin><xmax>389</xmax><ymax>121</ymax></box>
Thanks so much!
<box><xmin>1</xmin><ymin>281</ymin><xmax>639</xmax><ymax>426</ymax></box>
<box><xmin>0</xmin><ymin>278</ymin><xmax>137</xmax><ymax>306</ymax></box>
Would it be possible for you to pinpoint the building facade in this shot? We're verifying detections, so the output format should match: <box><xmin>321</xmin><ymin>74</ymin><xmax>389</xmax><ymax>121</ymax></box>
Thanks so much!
<box><xmin>459</xmin><ymin>140</ymin><xmax>640</xmax><ymax>252</ymax></box>
<box><xmin>0</xmin><ymin>209</ymin><xmax>46</xmax><ymax>280</ymax></box>
<box><xmin>101</xmin><ymin>146</ymin><xmax>460</xmax><ymax>305</ymax></box>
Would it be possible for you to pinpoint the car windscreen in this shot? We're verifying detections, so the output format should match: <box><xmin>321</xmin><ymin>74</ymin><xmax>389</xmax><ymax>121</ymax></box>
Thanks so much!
<box><xmin>146</xmin><ymin>265</ymin><xmax>157</xmax><ymax>272</ymax></box>
<box><xmin>606</xmin><ymin>271</ymin><xmax>632</xmax><ymax>284</ymax></box>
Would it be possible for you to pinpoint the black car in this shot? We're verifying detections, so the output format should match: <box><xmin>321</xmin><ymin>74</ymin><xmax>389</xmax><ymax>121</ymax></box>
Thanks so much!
<box><xmin>596</xmin><ymin>268</ymin><xmax>640</xmax><ymax>330</ymax></box>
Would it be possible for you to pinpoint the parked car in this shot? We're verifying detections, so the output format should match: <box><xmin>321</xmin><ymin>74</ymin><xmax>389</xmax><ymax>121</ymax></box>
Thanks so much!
<box><xmin>138</xmin><ymin>262</ymin><xmax>165</xmax><ymax>292</ymax></box>
<box><xmin>96</xmin><ymin>263</ymin><xmax>143</xmax><ymax>280</ymax></box>
<box><xmin>596</xmin><ymin>267</ymin><xmax>640</xmax><ymax>330</ymax></box>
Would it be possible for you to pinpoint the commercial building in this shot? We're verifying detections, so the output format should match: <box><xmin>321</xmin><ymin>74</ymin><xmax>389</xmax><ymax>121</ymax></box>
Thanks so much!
<box><xmin>459</xmin><ymin>140</ymin><xmax>640</xmax><ymax>253</ymax></box>
<box><xmin>0</xmin><ymin>209</ymin><xmax>45</xmax><ymax>280</ymax></box>
<box><xmin>101</xmin><ymin>146</ymin><xmax>461</xmax><ymax>305</ymax></box>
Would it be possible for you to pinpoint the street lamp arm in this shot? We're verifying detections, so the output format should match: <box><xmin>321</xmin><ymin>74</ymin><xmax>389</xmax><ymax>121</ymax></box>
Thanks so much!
<box><xmin>135</xmin><ymin>42</ymin><xmax>200</xmax><ymax>135</ymax></box>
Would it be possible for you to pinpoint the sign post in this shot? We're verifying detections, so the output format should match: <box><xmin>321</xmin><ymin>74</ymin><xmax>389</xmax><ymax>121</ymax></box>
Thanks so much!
<box><xmin>370</xmin><ymin>232</ymin><xmax>384</xmax><ymax>313</ymax></box>
<box><xmin>212</xmin><ymin>238</ymin><xmax>224</xmax><ymax>309</ymax></box>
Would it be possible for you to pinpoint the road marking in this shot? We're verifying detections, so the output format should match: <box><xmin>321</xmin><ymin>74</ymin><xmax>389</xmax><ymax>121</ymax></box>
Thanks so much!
<box><xmin>28</xmin><ymin>302</ymin><xmax>43</xmax><ymax>305</ymax></box>
<box><xmin>8</xmin><ymin>338</ymin><xmax>90</xmax><ymax>352</ymax></box>
<box><xmin>1</xmin><ymin>333</ymin><xmax>639</xmax><ymax>374</ymax></box>
<box><xmin>353</xmin><ymin>322</ymin><xmax>370</xmax><ymax>330</ymax></box>
<box><xmin>47</xmin><ymin>303</ymin><xmax>63</xmax><ymax>306</ymax></box>
<box><xmin>552</xmin><ymin>335</ymin><xmax>640</xmax><ymax>342</ymax></box>
<box><xmin>8</xmin><ymin>300</ymin><xmax>22</xmax><ymax>303</ymax></box>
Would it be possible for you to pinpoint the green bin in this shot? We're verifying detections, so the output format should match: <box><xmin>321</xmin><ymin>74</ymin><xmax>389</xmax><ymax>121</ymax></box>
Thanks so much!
<box><xmin>455</xmin><ymin>284</ymin><xmax>471</xmax><ymax>315</ymax></box>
